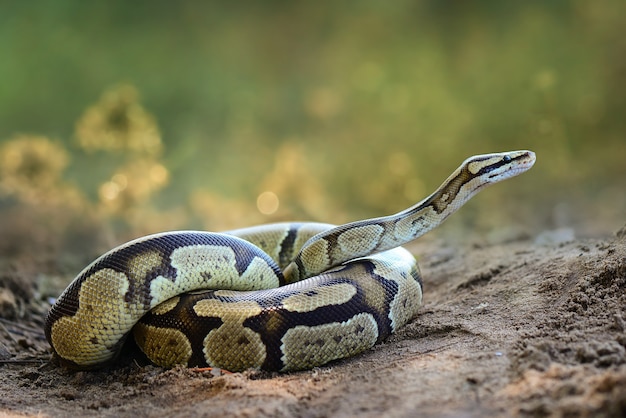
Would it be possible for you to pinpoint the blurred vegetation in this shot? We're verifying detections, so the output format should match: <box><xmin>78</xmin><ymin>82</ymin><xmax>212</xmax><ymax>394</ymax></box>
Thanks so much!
<box><xmin>0</xmin><ymin>1</ymin><xmax>625</xmax><ymax>267</ymax></box>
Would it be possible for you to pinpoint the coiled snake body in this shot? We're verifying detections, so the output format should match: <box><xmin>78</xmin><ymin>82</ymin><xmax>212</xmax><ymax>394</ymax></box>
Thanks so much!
<box><xmin>45</xmin><ymin>151</ymin><xmax>535</xmax><ymax>371</ymax></box>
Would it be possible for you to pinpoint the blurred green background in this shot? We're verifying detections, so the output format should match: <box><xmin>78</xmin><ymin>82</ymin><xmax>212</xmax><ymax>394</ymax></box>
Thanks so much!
<box><xmin>1</xmin><ymin>1</ymin><xmax>624</xmax><ymax>266</ymax></box>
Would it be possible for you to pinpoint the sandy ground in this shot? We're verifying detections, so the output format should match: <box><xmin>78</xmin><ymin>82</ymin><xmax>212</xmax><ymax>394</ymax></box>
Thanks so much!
<box><xmin>1</xmin><ymin>225</ymin><xmax>625</xmax><ymax>417</ymax></box>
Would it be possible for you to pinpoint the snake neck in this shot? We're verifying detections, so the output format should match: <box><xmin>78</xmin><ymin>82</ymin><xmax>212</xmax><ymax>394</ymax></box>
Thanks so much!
<box><xmin>283</xmin><ymin>150</ymin><xmax>535</xmax><ymax>283</ymax></box>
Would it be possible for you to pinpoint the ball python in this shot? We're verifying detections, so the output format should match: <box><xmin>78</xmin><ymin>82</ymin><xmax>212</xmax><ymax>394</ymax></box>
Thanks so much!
<box><xmin>45</xmin><ymin>150</ymin><xmax>535</xmax><ymax>372</ymax></box>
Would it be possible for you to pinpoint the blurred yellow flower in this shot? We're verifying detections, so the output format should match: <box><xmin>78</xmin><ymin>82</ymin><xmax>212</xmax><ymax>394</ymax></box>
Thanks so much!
<box><xmin>0</xmin><ymin>135</ymin><xmax>70</xmax><ymax>203</ymax></box>
<box><xmin>98</xmin><ymin>159</ymin><xmax>169</xmax><ymax>214</ymax></box>
<box><xmin>75</xmin><ymin>84</ymin><xmax>162</xmax><ymax>156</ymax></box>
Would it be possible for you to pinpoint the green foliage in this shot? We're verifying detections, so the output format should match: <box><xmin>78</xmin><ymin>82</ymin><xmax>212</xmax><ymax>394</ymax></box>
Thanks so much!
<box><xmin>1</xmin><ymin>1</ymin><xmax>624</xmax><ymax>238</ymax></box>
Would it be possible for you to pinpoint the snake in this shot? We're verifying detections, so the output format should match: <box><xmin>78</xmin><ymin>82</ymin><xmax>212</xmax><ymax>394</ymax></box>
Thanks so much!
<box><xmin>44</xmin><ymin>150</ymin><xmax>535</xmax><ymax>372</ymax></box>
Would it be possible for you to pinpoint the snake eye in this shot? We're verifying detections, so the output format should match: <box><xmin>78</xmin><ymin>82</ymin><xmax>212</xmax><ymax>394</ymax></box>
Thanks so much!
<box><xmin>502</xmin><ymin>155</ymin><xmax>512</xmax><ymax>163</ymax></box>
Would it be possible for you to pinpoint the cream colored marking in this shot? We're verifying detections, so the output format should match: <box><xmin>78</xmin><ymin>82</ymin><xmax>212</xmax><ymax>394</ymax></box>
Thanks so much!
<box><xmin>336</xmin><ymin>224</ymin><xmax>384</xmax><ymax>257</ymax></box>
<box><xmin>388</xmin><ymin>275</ymin><xmax>422</xmax><ymax>331</ymax></box>
<box><xmin>369</xmin><ymin>248</ymin><xmax>423</xmax><ymax>330</ymax></box>
<box><xmin>50</xmin><ymin>268</ymin><xmax>140</xmax><ymax>365</ymax></box>
<box><xmin>194</xmin><ymin>299</ymin><xmax>266</xmax><ymax>371</ymax></box>
<box><xmin>151</xmin><ymin>296</ymin><xmax>180</xmax><ymax>315</ymax></box>
<box><xmin>281</xmin><ymin>312</ymin><xmax>379</xmax><ymax>371</ymax></box>
<box><xmin>393</xmin><ymin>207</ymin><xmax>434</xmax><ymax>241</ymax></box>
<box><xmin>149</xmin><ymin>245</ymin><xmax>277</xmax><ymax>308</ymax></box>
<box><xmin>293</xmin><ymin>224</ymin><xmax>333</xmax><ymax>253</ymax></box>
<box><xmin>133</xmin><ymin>323</ymin><xmax>192</xmax><ymax>367</ymax></box>
<box><xmin>297</xmin><ymin>239</ymin><xmax>331</xmax><ymax>278</ymax></box>
<box><xmin>230</xmin><ymin>225</ymin><xmax>289</xmax><ymax>261</ymax></box>
<box><xmin>280</xmin><ymin>223</ymin><xmax>348</xmax><ymax>282</ymax></box>
<box><xmin>282</xmin><ymin>283</ymin><xmax>357</xmax><ymax>313</ymax></box>
<box><xmin>239</xmin><ymin>256</ymin><xmax>281</xmax><ymax>289</ymax></box>
<box><xmin>344</xmin><ymin>263</ymin><xmax>387</xmax><ymax>314</ymax></box>
<box><xmin>193</xmin><ymin>298</ymin><xmax>262</xmax><ymax>317</ymax></box>
<box><xmin>127</xmin><ymin>250</ymin><xmax>164</xmax><ymax>289</ymax></box>
<box><xmin>467</xmin><ymin>157</ymin><xmax>495</xmax><ymax>174</ymax></box>
<box><xmin>283</xmin><ymin>264</ymin><xmax>301</xmax><ymax>284</ymax></box>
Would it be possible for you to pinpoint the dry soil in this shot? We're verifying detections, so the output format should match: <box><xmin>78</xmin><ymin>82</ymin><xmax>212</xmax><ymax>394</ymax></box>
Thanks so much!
<box><xmin>1</xmin><ymin>226</ymin><xmax>625</xmax><ymax>417</ymax></box>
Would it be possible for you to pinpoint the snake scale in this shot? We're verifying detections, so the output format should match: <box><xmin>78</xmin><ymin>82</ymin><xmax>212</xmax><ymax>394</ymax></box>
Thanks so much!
<box><xmin>45</xmin><ymin>150</ymin><xmax>535</xmax><ymax>372</ymax></box>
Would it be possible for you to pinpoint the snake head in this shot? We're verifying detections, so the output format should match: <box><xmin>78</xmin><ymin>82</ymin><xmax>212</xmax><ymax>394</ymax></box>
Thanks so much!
<box><xmin>463</xmin><ymin>150</ymin><xmax>536</xmax><ymax>185</ymax></box>
<box><xmin>463</xmin><ymin>150</ymin><xmax>536</xmax><ymax>183</ymax></box>
<box><xmin>427</xmin><ymin>150</ymin><xmax>536</xmax><ymax>216</ymax></box>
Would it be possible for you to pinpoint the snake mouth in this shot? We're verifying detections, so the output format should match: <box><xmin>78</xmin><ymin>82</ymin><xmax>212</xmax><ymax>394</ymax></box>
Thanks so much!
<box><xmin>495</xmin><ymin>150</ymin><xmax>536</xmax><ymax>181</ymax></box>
